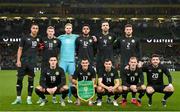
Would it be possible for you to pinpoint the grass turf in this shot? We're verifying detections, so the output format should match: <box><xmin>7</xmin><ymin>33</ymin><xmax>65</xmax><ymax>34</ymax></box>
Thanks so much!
<box><xmin>0</xmin><ymin>70</ymin><xmax>179</xmax><ymax>111</ymax></box>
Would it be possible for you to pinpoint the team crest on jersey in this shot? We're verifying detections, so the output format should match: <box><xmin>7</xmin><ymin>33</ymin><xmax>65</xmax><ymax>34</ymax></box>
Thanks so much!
<box><xmin>135</xmin><ymin>73</ymin><xmax>138</xmax><ymax>76</ymax></box>
<box><xmin>122</xmin><ymin>39</ymin><xmax>125</xmax><ymax>42</ymax></box>
<box><xmin>28</xmin><ymin>38</ymin><xmax>31</xmax><ymax>41</ymax></box>
<box><xmin>104</xmin><ymin>73</ymin><xmax>106</xmax><ymax>76</ymax></box>
<box><xmin>158</xmin><ymin>69</ymin><xmax>162</xmax><ymax>73</ymax></box>
<box><xmin>55</xmin><ymin>71</ymin><xmax>59</xmax><ymax>75</ymax></box>
<box><xmin>108</xmin><ymin>36</ymin><xmax>112</xmax><ymax>40</ymax></box>
<box><xmin>47</xmin><ymin>72</ymin><xmax>50</xmax><ymax>75</ymax></box>
<box><xmin>131</xmin><ymin>39</ymin><xmax>135</xmax><ymax>43</ymax></box>
<box><xmin>36</xmin><ymin>38</ymin><xmax>39</xmax><ymax>42</ymax></box>
<box><xmin>149</xmin><ymin>69</ymin><xmax>152</xmax><ymax>72</ymax></box>
<box><xmin>87</xmin><ymin>72</ymin><xmax>91</xmax><ymax>76</ymax></box>
<box><xmin>127</xmin><ymin>73</ymin><xmax>130</xmax><ymax>76</ymax></box>
<box><xmin>89</xmin><ymin>39</ymin><xmax>92</xmax><ymax>43</ymax></box>
<box><xmin>53</xmin><ymin>40</ymin><xmax>57</xmax><ymax>44</ymax></box>
<box><xmin>100</xmin><ymin>37</ymin><xmax>102</xmax><ymax>39</ymax></box>
<box><xmin>80</xmin><ymin>72</ymin><xmax>83</xmax><ymax>75</ymax></box>
<box><xmin>110</xmin><ymin>73</ymin><xmax>114</xmax><ymax>76</ymax></box>
<box><xmin>44</xmin><ymin>41</ymin><xmax>47</xmax><ymax>43</ymax></box>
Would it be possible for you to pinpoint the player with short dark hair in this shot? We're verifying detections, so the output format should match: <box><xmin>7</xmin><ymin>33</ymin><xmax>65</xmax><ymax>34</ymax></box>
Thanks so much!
<box><xmin>12</xmin><ymin>23</ymin><xmax>40</xmax><ymax>105</ymax></box>
<box><xmin>71</xmin><ymin>58</ymin><xmax>96</xmax><ymax>106</ymax></box>
<box><xmin>142</xmin><ymin>54</ymin><xmax>174</xmax><ymax>107</ymax></box>
<box><xmin>75</xmin><ymin>24</ymin><xmax>96</xmax><ymax>66</ymax></box>
<box><xmin>96</xmin><ymin>59</ymin><xmax>122</xmax><ymax>106</ymax></box>
<box><xmin>96</xmin><ymin>21</ymin><xmax>116</xmax><ymax>74</ymax></box>
<box><xmin>37</xmin><ymin>26</ymin><xmax>61</xmax><ymax>104</ymax></box>
<box><xmin>114</xmin><ymin>23</ymin><xmax>141</xmax><ymax>73</ymax></box>
<box><xmin>121</xmin><ymin>57</ymin><xmax>146</xmax><ymax>107</ymax></box>
<box><xmin>35</xmin><ymin>56</ymin><xmax>68</xmax><ymax>106</ymax></box>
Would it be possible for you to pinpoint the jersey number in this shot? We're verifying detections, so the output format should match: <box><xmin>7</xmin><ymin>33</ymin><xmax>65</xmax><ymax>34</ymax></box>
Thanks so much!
<box><xmin>130</xmin><ymin>76</ymin><xmax>135</xmax><ymax>82</ymax></box>
<box><xmin>83</xmin><ymin>76</ymin><xmax>88</xmax><ymax>81</ymax></box>
<box><xmin>106</xmin><ymin>78</ymin><xmax>112</xmax><ymax>83</ymax></box>
<box><xmin>152</xmin><ymin>73</ymin><xmax>159</xmax><ymax>79</ymax></box>
<box><xmin>50</xmin><ymin>76</ymin><xmax>56</xmax><ymax>82</ymax></box>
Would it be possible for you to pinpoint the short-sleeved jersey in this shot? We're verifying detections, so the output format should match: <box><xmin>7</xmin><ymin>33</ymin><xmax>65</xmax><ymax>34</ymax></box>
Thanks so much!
<box><xmin>41</xmin><ymin>37</ymin><xmax>60</xmax><ymax>61</ymax></box>
<box><xmin>19</xmin><ymin>35</ymin><xmax>40</xmax><ymax>63</ymax></box>
<box><xmin>122</xmin><ymin>68</ymin><xmax>144</xmax><ymax>85</ymax></box>
<box><xmin>73</xmin><ymin>66</ymin><xmax>96</xmax><ymax>81</ymax></box>
<box><xmin>98</xmin><ymin>68</ymin><xmax>119</xmax><ymax>86</ymax></box>
<box><xmin>114</xmin><ymin>36</ymin><xmax>140</xmax><ymax>65</ymax></box>
<box><xmin>96</xmin><ymin>33</ymin><xmax>116</xmax><ymax>61</ymax></box>
<box><xmin>40</xmin><ymin>66</ymin><xmax>66</xmax><ymax>88</ymax></box>
<box><xmin>75</xmin><ymin>35</ymin><xmax>96</xmax><ymax>64</ymax></box>
<box><xmin>142</xmin><ymin>64</ymin><xmax>172</xmax><ymax>85</ymax></box>
<box><xmin>58</xmin><ymin>34</ymin><xmax>79</xmax><ymax>62</ymax></box>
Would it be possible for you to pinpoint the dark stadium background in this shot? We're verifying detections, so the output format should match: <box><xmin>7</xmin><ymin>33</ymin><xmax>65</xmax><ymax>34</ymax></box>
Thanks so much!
<box><xmin>0</xmin><ymin>0</ymin><xmax>179</xmax><ymax>71</ymax></box>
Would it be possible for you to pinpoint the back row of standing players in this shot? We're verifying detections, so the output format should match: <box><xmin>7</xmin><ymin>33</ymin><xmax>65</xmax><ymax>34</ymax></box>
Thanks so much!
<box><xmin>12</xmin><ymin>21</ymin><xmax>174</xmax><ymax>107</ymax></box>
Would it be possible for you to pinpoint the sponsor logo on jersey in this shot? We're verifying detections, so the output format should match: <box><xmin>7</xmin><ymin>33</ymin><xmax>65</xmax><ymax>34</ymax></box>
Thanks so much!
<box><xmin>131</xmin><ymin>39</ymin><xmax>135</xmax><ymax>43</ymax></box>
<box><xmin>158</xmin><ymin>69</ymin><xmax>162</xmax><ymax>73</ymax></box>
<box><xmin>108</xmin><ymin>36</ymin><xmax>112</xmax><ymax>40</ymax></box>
<box><xmin>89</xmin><ymin>39</ymin><xmax>92</xmax><ymax>43</ymax></box>
<box><xmin>53</xmin><ymin>40</ymin><xmax>57</xmax><ymax>44</ymax></box>
<box><xmin>55</xmin><ymin>71</ymin><xmax>59</xmax><ymax>75</ymax></box>
<box><xmin>37</xmin><ymin>38</ymin><xmax>40</xmax><ymax>42</ymax></box>
<box><xmin>135</xmin><ymin>72</ymin><xmax>138</xmax><ymax>76</ymax></box>
<box><xmin>87</xmin><ymin>72</ymin><xmax>91</xmax><ymax>76</ymax></box>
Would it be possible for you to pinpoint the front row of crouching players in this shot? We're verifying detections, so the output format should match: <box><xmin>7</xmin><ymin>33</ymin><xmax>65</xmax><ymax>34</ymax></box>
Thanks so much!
<box><xmin>34</xmin><ymin>55</ymin><xmax>174</xmax><ymax>107</ymax></box>
<box><xmin>35</xmin><ymin>56</ymin><xmax>68</xmax><ymax>106</ymax></box>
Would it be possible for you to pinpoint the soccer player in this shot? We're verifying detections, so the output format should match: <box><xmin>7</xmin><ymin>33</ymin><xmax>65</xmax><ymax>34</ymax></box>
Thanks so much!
<box><xmin>37</xmin><ymin>26</ymin><xmax>60</xmax><ymax>104</ymax></box>
<box><xmin>142</xmin><ymin>54</ymin><xmax>174</xmax><ymax>107</ymax></box>
<box><xmin>114</xmin><ymin>24</ymin><xmax>141</xmax><ymax>73</ymax></box>
<box><xmin>75</xmin><ymin>24</ymin><xmax>96</xmax><ymax>66</ymax></box>
<box><xmin>12</xmin><ymin>23</ymin><xmax>40</xmax><ymax>105</ymax></box>
<box><xmin>35</xmin><ymin>56</ymin><xmax>68</xmax><ymax>106</ymax></box>
<box><xmin>71</xmin><ymin>58</ymin><xmax>96</xmax><ymax>106</ymax></box>
<box><xmin>96</xmin><ymin>59</ymin><xmax>122</xmax><ymax>106</ymax></box>
<box><xmin>57</xmin><ymin>23</ymin><xmax>79</xmax><ymax>103</ymax></box>
<box><xmin>96</xmin><ymin>21</ymin><xmax>116</xmax><ymax>74</ymax></box>
<box><xmin>121</xmin><ymin>57</ymin><xmax>146</xmax><ymax>107</ymax></box>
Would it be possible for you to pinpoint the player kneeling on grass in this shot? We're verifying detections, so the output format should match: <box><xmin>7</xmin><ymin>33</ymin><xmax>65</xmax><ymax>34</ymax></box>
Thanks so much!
<box><xmin>35</xmin><ymin>56</ymin><xmax>68</xmax><ymax>106</ymax></box>
<box><xmin>96</xmin><ymin>59</ymin><xmax>122</xmax><ymax>106</ymax></box>
<box><xmin>142</xmin><ymin>54</ymin><xmax>174</xmax><ymax>107</ymax></box>
<box><xmin>71</xmin><ymin>58</ymin><xmax>96</xmax><ymax>106</ymax></box>
<box><xmin>121</xmin><ymin>57</ymin><xmax>146</xmax><ymax>107</ymax></box>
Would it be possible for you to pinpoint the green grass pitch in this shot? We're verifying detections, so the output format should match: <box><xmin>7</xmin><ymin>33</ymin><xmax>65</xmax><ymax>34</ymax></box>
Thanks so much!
<box><xmin>0</xmin><ymin>70</ymin><xmax>179</xmax><ymax>111</ymax></box>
